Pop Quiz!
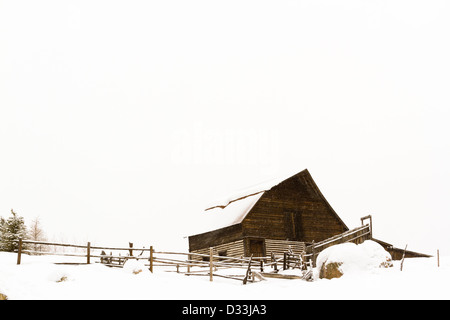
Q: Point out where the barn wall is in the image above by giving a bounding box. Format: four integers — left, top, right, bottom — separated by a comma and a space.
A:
242, 170, 348, 243
190, 239, 245, 261
190, 238, 306, 260
265, 239, 305, 257
188, 223, 243, 252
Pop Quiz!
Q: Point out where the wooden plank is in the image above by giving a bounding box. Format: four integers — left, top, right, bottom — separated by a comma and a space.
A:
243, 255, 253, 285
260, 272, 302, 280
400, 244, 408, 271
21, 239, 87, 249
209, 247, 213, 282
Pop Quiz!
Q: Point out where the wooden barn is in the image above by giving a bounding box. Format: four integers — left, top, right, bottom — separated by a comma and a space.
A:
188, 169, 431, 261
189, 169, 350, 260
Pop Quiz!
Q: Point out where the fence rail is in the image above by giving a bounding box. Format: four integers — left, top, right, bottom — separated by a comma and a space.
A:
304, 222, 372, 266
14, 239, 307, 284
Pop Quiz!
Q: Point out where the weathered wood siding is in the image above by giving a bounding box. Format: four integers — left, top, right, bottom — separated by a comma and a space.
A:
190, 238, 306, 260
190, 239, 245, 260
242, 170, 348, 243
188, 224, 243, 252
265, 239, 305, 257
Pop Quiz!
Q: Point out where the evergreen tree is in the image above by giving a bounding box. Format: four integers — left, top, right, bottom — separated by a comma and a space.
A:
0, 209, 28, 252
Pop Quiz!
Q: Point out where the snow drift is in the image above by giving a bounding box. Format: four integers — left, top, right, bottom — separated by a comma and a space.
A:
316, 240, 393, 279
1, 250, 449, 299
122, 259, 149, 275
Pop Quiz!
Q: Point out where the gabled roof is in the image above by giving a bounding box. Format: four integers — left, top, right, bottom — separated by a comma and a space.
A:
191, 169, 306, 235
203, 172, 295, 211
189, 168, 348, 237
187, 172, 295, 236
200, 191, 265, 233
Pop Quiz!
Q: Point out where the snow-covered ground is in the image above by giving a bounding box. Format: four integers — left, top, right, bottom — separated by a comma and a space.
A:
1, 249, 449, 300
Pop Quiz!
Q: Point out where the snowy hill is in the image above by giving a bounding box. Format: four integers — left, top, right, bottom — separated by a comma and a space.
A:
1, 249, 449, 300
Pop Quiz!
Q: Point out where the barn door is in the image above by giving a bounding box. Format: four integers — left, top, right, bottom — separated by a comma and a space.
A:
248, 239, 265, 258
284, 212, 302, 240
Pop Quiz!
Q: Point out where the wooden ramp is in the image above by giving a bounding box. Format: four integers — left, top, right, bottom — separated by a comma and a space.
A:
305, 223, 372, 266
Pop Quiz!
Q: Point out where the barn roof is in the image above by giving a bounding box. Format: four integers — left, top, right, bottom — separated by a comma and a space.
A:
199, 191, 265, 232
190, 169, 307, 235
203, 173, 293, 211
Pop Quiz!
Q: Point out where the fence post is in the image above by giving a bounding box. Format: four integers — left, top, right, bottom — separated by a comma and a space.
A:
149, 246, 153, 273
209, 247, 213, 282
271, 252, 276, 271
311, 240, 316, 268
87, 242, 91, 264
361, 215, 373, 238
437, 249, 440, 268
400, 244, 407, 271
129, 242, 133, 256
17, 238, 23, 265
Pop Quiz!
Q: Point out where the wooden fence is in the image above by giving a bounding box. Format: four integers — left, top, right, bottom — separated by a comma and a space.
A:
15, 239, 152, 265
14, 239, 309, 284
15, 217, 373, 283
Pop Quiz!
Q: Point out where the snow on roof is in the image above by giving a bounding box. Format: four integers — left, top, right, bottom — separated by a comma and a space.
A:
194, 191, 265, 234
203, 173, 292, 210
190, 169, 304, 236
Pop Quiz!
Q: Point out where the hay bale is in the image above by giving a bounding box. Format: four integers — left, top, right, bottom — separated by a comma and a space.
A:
0, 293, 7, 300
319, 261, 344, 280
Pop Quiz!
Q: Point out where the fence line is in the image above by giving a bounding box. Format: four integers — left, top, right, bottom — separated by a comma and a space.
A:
14, 238, 305, 284
15, 223, 370, 282
15, 239, 149, 265
15, 223, 372, 277
13, 215, 375, 283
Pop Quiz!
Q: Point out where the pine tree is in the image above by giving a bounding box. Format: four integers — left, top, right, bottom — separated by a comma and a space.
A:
0, 209, 28, 252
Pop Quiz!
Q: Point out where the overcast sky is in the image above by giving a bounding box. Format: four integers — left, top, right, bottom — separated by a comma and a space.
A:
1, 0, 449, 254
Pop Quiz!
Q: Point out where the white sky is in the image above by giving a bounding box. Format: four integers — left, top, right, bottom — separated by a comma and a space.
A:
1, 0, 449, 254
